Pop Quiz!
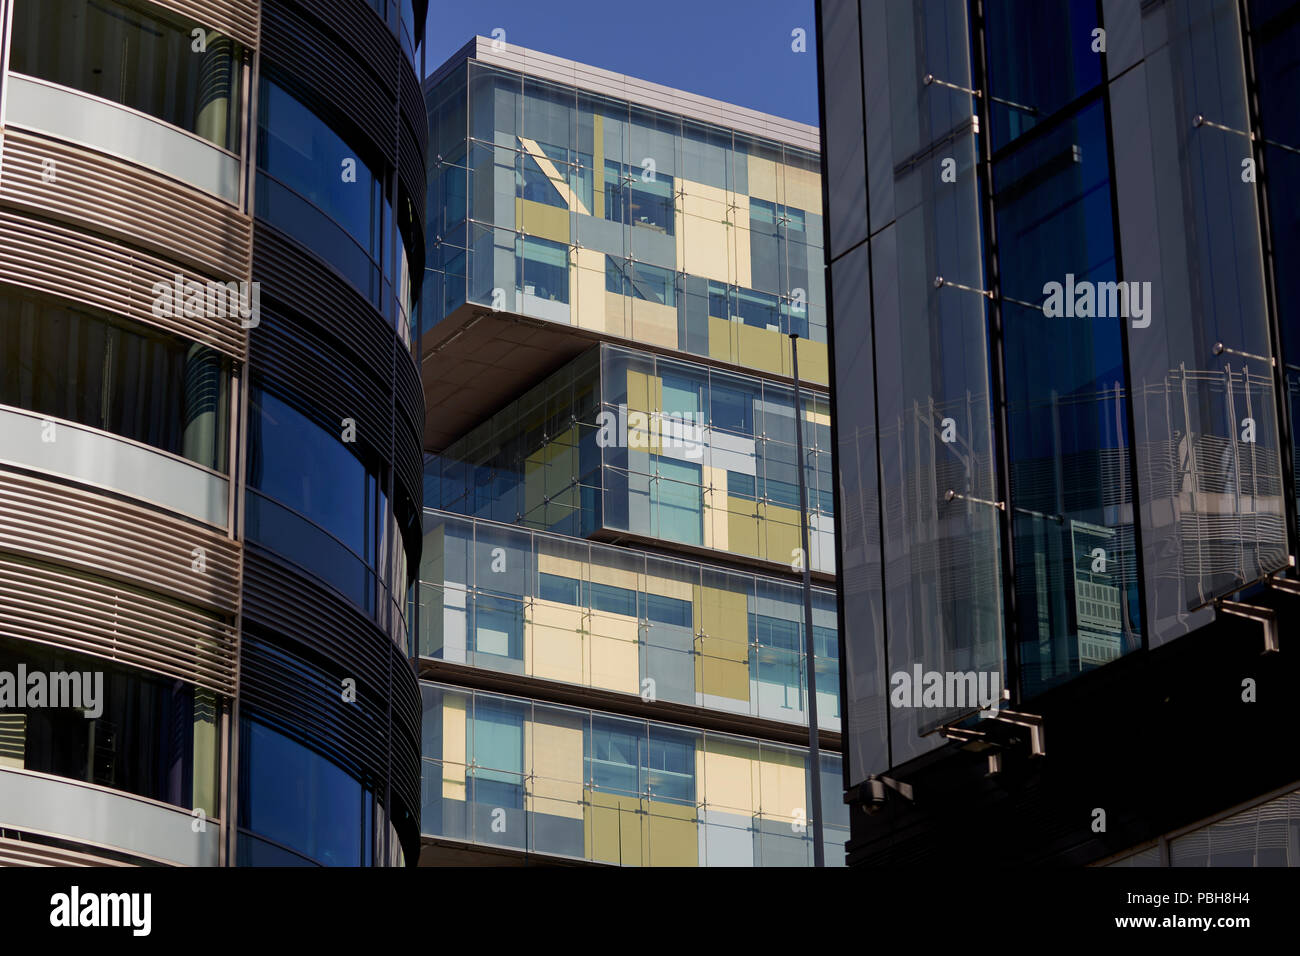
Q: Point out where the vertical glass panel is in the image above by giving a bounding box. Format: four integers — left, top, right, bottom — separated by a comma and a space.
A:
984, 0, 1102, 149
1114, 0, 1286, 645
468, 695, 528, 849
995, 100, 1141, 695
818, 0, 868, 257
864, 0, 1005, 770
1249, 2, 1300, 548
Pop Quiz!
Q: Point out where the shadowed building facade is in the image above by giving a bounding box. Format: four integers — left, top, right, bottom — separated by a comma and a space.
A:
817, 0, 1300, 866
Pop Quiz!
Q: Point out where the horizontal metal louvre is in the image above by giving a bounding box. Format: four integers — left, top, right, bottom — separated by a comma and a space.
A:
0, 836, 132, 867
397, 116, 426, 232
151, 0, 260, 48
399, 53, 428, 157
260, 0, 397, 167
252, 225, 393, 382
0, 470, 240, 615
251, 304, 389, 468
0, 209, 247, 360
0, 130, 252, 283
0, 553, 237, 696
240, 549, 422, 819
242, 549, 390, 692
240, 633, 387, 789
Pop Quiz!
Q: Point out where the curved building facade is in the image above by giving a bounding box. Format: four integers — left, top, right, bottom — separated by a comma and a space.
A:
0, 0, 427, 866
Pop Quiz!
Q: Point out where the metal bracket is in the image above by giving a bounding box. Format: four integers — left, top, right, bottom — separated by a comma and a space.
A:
865, 774, 915, 805
1219, 597, 1280, 654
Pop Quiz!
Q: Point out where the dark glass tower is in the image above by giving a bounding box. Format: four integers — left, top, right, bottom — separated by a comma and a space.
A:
817, 0, 1300, 865
0, 0, 427, 866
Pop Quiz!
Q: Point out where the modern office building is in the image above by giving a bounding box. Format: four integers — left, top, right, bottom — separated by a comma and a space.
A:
417, 38, 849, 865
818, 0, 1300, 864
0, 0, 426, 865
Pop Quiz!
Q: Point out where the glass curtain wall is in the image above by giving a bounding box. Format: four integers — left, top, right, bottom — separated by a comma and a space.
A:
423, 61, 829, 384
420, 682, 848, 865
416, 510, 840, 730
424, 345, 835, 573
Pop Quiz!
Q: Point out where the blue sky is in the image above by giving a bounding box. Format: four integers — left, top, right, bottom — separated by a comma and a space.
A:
421, 0, 820, 126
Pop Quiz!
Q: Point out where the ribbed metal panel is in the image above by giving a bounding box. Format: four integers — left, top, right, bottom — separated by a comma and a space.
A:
397, 115, 425, 232
0, 836, 133, 867
239, 632, 384, 780
0, 130, 252, 283
0, 553, 237, 696
392, 340, 424, 516
152, 0, 260, 49
260, 0, 397, 167
0, 471, 240, 616
0, 210, 248, 360
252, 225, 392, 382
240, 549, 421, 823
399, 53, 428, 157
396, 47, 427, 234
250, 303, 389, 470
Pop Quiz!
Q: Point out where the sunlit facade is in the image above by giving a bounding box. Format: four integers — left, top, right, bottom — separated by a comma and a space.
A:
418, 38, 845, 865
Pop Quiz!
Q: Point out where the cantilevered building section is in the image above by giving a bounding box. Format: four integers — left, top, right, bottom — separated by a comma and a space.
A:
417, 38, 846, 865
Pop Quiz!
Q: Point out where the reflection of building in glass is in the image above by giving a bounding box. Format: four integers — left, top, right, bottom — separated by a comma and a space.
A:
820, 0, 1300, 867
417, 39, 845, 865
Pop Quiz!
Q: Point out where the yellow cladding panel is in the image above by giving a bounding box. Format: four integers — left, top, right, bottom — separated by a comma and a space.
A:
736, 322, 785, 377
761, 501, 803, 566
701, 736, 760, 813
604, 290, 630, 338
695, 583, 749, 702
527, 714, 585, 820
626, 367, 663, 415
536, 550, 589, 583
747, 154, 780, 205
701, 465, 730, 553
588, 610, 640, 695
586, 791, 645, 865
757, 748, 807, 821
709, 315, 739, 366
442, 694, 467, 800
647, 800, 698, 867
748, 153, 822, 217
528, 600, 586, 685
630, 297, 678, 350
727, 495, 762, 559
796, 338, 829, 387
643, 566, 695, 603
677, 178, 752, 287
784, 163, 822, 216
574, 248, 608, 332
804, 394, 831, 426
588, 559, 638, 591
517, 197, 571, 245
